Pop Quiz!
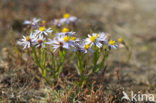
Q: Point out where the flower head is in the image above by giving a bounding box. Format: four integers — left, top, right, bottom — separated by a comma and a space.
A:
35, 26, 53, 36
26, 36, 31, 41
84, 44, 90, 50
24, 18, 40, 28
69, 36, 80, 46
79, 42, 94, 53
85, 33, 102, 48
33, 35, 46, 48
109, 40, 115, 45
39, 26, 46, 31
56, 28, 75, 37
62, 27, 69, 33
98, 32, 107, 42
64, 36, 70, 42
108, 40, 119, 49
17, 32, 36, 49
70, 36, 79, 42
63, 13, 70, 18
53, 14, 78, 26
118, 37, 123, 43
46, 36, 71, 52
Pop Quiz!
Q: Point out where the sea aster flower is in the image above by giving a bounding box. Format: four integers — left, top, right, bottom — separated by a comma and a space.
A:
46, 36, 71, 52
62, 27, 69, 33
98, 32, 107, 42
73, 41, 94, 53
70, 36, 80, 46
85, 33, 102, 48
107, 40, 119, 49
33, 35, 46, 48
79, 43, 94, 53
53, 13, 78, 27
56, 28, 76, 37
34, 26, 53, 36
63, 13, 78, 24
70, 36, 80, 42
17, 32, 36, 49
24, 18, 40, 28
62, 27, 76, 36
118, 37, 123, 43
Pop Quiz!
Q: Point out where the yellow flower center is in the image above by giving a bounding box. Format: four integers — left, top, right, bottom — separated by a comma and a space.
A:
118, 37, 123, 43
38, 39, 43, 44
109, 40, 115, 45
84, 44, 90, 50
70, 37, 76, 41
39, 26, 45, 31
90, 36, 96, 42
42, 20, 46, 24
64, 36, 70, 42
63, 13, 70, 18
26, 36, 31, 41
62, 28, 69, 33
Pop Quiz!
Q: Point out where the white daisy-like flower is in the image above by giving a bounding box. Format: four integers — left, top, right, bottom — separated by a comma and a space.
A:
70, 36, 80, 46
53, 13, 78, 27
68, 16, 77, 23
70, 36, 80, 42
46, 36, 71, 52
85, 33, 102, 48
24, 18, 40, 28
62, 35, 75, 48
17, 32, 36, 49
78, 42, 94, 53
62, 13, 78, 24
62, 27, 76, 36
56, 28, 76, 37
34, 26, 53, 36
98, 32, 107, 42
107, 40, 119, 49
33, 35, 46, 48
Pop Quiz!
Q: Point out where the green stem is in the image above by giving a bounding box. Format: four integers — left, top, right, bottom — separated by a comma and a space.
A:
32, 47, 47, 77
32, 47, 40, 66
41, 48, 47, 68
97, 50, 110, 72
92, 46, 99, 72
51, 52, 55, 68
54, 48, 66, 78
76, 51, 84, 75
41, 48, 47, 77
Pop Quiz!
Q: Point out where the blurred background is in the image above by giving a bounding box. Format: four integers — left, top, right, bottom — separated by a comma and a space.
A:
0, 0, 156, 102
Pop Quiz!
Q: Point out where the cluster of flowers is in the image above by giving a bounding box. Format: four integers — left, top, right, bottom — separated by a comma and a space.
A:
18, 13, 122, 53
17, 13, 126, 79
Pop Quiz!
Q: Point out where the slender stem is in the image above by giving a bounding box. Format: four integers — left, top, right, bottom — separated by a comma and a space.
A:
41, 48, 47, 77
51, 52, 55, 68
97, 50, 110, 72
76, 51, 84, 75
32, 47, 47, 77
54, 48, 66, 78
92, 46, 99, 72
32, 46, 40, 66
